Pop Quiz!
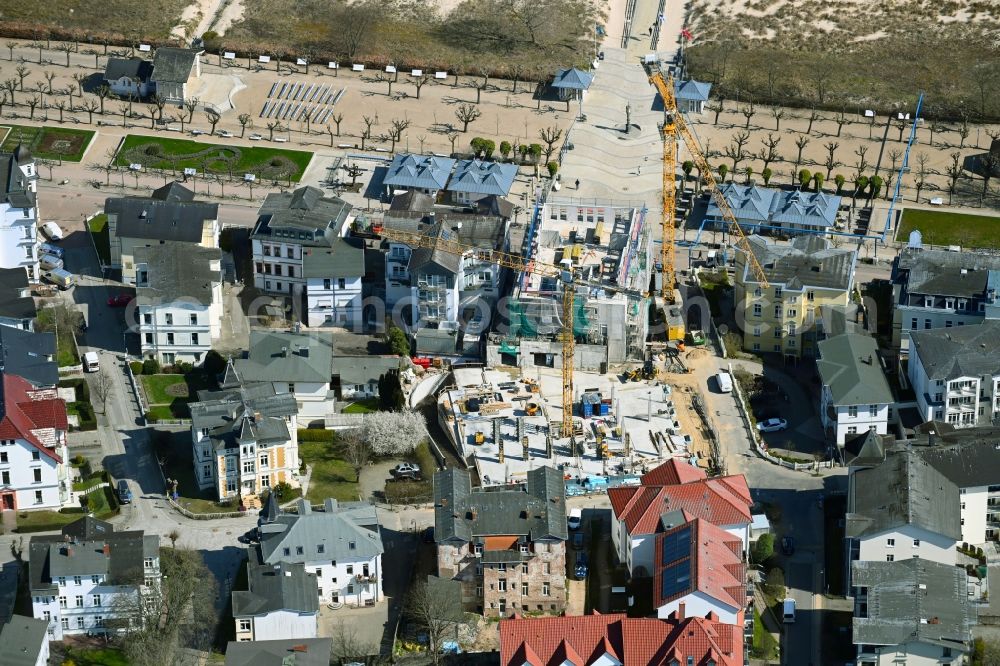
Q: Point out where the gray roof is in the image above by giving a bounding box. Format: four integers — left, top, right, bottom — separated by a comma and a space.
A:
846, 450, 961, 541
0, 615, 49, 666
235, 331, 334, 384
0, 327, 57, 387
739, 234, 856, 291
674, 79, 712, 102
869, 426, 1000, 489
301, 236, 366, 279
0, 149, 35, 210
816, 333, 893, 406
708, 184, 840, 229
382, 213, 507, 276
259, 498, 383, 566
105, 183, 217, 243
551, 67, 593, 91
389, 190, 436, 212
190, 382, 296, 453
0, 268, 35, 321
253, 187, 350, 244
29, 518, 158, 594
895, 247, 1000, 299
151, 47, 200, 83
104, 57, 153, 82
433, 466, 567, 543
224, 638, 332, 666
909, 320, 1000, 381
448, 160, 517, 197
851, 558, 972, 651
330, 355, 399, 387
383, 154, 455, 191
135, 242, 221, 305
414, 327, 461, 356
232, 550, 318, 618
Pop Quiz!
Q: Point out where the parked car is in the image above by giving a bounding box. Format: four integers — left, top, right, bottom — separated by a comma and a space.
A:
38, 242, 64, 259
248, 133, 263, 141
39, 221, 64, 241
191, 129, 206, 136
39, 254, 63, 271
107, 293, 133, 307
574, 552, 588, 579
217, 129, 233, 137
116, 479, 132, 504
390, 463, 422, 481
716, 371, 733, 393
757, 418, 788, 433
781, 536, 795, 556
42, 268, 74, 290
568, 507, 582, 531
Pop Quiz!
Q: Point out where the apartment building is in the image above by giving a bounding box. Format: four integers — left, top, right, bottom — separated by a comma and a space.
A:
817, 332, 894, 446
258, 497, 384, 607
382, 154, 455, 199
135, 242, 222, 365
0, 370, 70, 511
433, 466, 568, 618
706, 183, 841, 235
29, 517, 161, 641
0, 145, 39, 280
189, 381, 299, 500
104, 181, 219, 281
232, 551, 318, 642
735, 235, 857, 359
908, 320, 1000, 428
890, 246, 1000, 350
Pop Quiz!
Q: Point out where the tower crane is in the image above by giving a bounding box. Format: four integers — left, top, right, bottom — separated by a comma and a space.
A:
649, 70, 770, 288
373, 224, 645, 439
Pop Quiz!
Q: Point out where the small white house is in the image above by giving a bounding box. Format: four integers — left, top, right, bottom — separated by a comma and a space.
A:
102, 58, 153, 98
233, 556, 318, 642
817, 333, 894, 446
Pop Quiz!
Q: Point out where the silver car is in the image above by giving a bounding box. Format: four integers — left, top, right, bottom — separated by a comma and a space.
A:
39, 253, 63, 271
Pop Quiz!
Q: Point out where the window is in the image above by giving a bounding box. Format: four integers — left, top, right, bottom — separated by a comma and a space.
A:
296, 546, 304, 555
259, 454, 269, 468
869, 404, 878, 417
346, 565, 353, 574
924, 319, 931, 329
787, 309, 797, 318
774, 305, 782, 318
34, 490, 42, 504
847, 426, 857, 435
911, 317, 918, 329
885, 555, 894, 562
347, 584, 355, 594
946, 321, 953, 328
544, 563, 551, 575
91, 575, 100, 584
753, 287, 762, 297
145, 333, 153, 344
94, 616, 104, 628
33, 468, 42, 483
753, 327, 760, 337
75, 595, 83, 607
773, 345, 781, 352
349, 541, 356, 550
886, 538, 895, 548
753, 304, 762, 317
191, 333, 199, 346
165, 313, 173, 325
59, 596, 66, 608
239, 619, 251, 632
498, 579, 507, 592
774, 287, 782, 298
521, 563, 528, 573
263, 245, 272, 256
543, 582, 550, 596
0, 451, 5, 463
753, 343, 761, 351
32, 451, 40, 461
143, 313, 152, 325
189, 314, 198, 325
476, 585, 483, 597
43, 610, 50, 622
92, 595, 101, 606
323, 279, 331, 290
497, 563, 506, 572
287, 266, 295, 278
924, 296, 933, 307
61, 618, 68, 630
807, 290, 815, 301
774, 328, 781, 338
242, 461, 254, 474
286, 247, 294, 258
521, 582, 528, 596
317, 544, 325, 554
338, 278, 346, 289
848, 405, 858, 418
283, 547, 291, 556
166, 333, 175, 345
913, 539, 920, 547
945, 298, 954, 309
144, 557, 154, 568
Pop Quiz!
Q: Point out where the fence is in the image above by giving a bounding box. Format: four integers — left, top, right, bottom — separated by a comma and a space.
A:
165, 496, 246, 520
125, 360, 147, 424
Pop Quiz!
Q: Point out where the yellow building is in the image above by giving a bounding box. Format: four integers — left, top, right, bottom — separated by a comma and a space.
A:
735, 235, 857, 359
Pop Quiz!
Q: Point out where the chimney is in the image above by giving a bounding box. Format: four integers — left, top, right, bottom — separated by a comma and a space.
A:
103, 543, 110, 557
281, 346, 289, 357
297, 498, 311, 515
677, 602, 686, 619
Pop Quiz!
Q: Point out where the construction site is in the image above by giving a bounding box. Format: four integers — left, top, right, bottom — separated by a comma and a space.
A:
435, 363, 718, 494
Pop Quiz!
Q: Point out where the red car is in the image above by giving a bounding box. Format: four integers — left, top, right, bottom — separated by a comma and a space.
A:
107, 293, 133, 307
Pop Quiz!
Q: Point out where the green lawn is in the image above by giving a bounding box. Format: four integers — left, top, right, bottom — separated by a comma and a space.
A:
88, 213, 111, 267
299, 439, 360, 503
35, 307, 79, 367
141, 371, 217, 421
62, 647, 129, 666
0, 124, 95, 162
114, 135, 313, 182
343, 398, 380, 414
751, 608, 779, 659
158, 432, 230, 514
896, 208, 1000, 248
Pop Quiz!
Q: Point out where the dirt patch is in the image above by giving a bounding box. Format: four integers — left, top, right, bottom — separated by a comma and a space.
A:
164, 383, 190, 398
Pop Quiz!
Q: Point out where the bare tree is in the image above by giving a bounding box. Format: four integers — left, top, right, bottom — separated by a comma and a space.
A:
806, 108, 820, 135
0, 92, 7, 118
740, 100, 756, 129
375, 72, 395, 97
387, 118, 411, 153
204, 108, 221, 135
758, 133, 781, 171
146, 103, 159, 129
184, 97, 199, 124
725, 130, 751, 175
339, 428, 370, 481
823, 141, 841, 180
771, 107, 786, 131
928, 122, 946, 147
2, 79, 16, 106
979, 152, 999, 204
56, 44, 74, 67
26, 95, 39, 120
43, 70, 56, 94
53, 100, 66, 123
447, 130, 460, 154
28, 41, 43, 64
406, 577, 470, 666
344, 162, 364, 186
946, 151, 963, 204
834, 108, 849, 137
807, 62, 834, 105
15, 64, 29, 91
455, 103, 481, 132
237, 112, 252, 138
117, 102, 129, 127
95, 84, 109, 114
361, 114, 377, 150
706, 101, 723, 126
853, 145, 870, 179
329, 619, 379, 665
331, 112, 344, 136
266, 120, 281, 141
167, 530, 180, 548
72, 72, 87, 97
91, 367, 114, 413
538, 126, 563, 163
958, 117, 970, 148
470, 75, 488, 104
5, 42, 13, 62
412, 73, 430, 99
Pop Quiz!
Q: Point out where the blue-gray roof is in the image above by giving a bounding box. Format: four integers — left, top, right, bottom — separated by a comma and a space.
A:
707, 184, 841, 228
448, 160, 517, 196
708, 183, 775, 222
258, 499, 383, 566
383, 154, 455, 191
551, 67, 593, 90
674, 79, 712, 102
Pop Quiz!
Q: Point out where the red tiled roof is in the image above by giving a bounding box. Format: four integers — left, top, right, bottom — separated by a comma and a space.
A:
500, 612, 742, 666
0, 373, 65, 463
654, 518, 747, 611
641, 459, 706, 486
608, 474, 752, 536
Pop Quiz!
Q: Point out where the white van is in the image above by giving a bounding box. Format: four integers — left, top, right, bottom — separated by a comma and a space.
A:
40, 221, 64, 241
716, 371, 733, 393
782, 598, 796, 623
39, 254, 64, 271
43, 268, 74, 290
83, 352, 99, 373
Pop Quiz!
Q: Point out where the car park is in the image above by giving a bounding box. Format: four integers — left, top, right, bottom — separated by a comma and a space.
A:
107, 293, 133, 307
757, 418, 788, 433
116, 479, 132, 504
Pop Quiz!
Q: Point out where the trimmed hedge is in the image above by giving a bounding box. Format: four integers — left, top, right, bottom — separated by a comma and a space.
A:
297, 428, 335, 443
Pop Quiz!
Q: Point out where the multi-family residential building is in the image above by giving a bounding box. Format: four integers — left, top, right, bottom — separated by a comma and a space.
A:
0, 370, 69, 511
653, 516, 747, 625
232, 551, 319, 642
382, 154, 455, 199
486, 199, 652, 369
433, 466, 568, 618
0, 326, 57, 388
0, 615, 50, 665
0, 267, 36, 331
890, 246, 1000, 350
817, 332, 894, 446
845, 449, 959, 590
735, 235, 856, 359
329, 355, 400, 400
189, 381, 299, 500
500, 609, 744, 666
302, 236, 366, 328
135, 242, 222, 365
29, 517, 160, 640
608, 460, 752, 578
257, 497, 384, 606
0, 145, 39, 280
104, 181, 219, 280
224, 638, 332, 666
908, 320, 1000, 428
851, 558, 971, 666
705, 183, 842, 235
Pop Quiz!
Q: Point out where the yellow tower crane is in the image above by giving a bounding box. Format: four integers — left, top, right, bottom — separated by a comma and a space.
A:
374, 225, 644, 439
648, 71, 770, 288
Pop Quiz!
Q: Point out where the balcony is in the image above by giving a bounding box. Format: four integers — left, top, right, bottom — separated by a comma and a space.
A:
355, 573, 378, 584
949, 384, 977, 397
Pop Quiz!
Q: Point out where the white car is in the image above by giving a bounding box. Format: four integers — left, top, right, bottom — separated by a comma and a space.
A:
248, 133, 263, 141
715, 371, 733, 393
40, 221, 64, 241
567, 508, 582, 531
191, 129, 206, 136
757, 418, 788, 433
217, 129, 233, 138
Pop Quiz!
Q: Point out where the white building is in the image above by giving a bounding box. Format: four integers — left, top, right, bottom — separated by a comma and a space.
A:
102, 58, 153, 98
232, 554, 318, 642
908, 321, 1000, 428
817, 332, 894, 446
258, 497, 384, 607
0, 371, 70, 511
29, 517, 161, 641
303, 239, 365, 329
135, 243, 222, 365
0, 146, 39, 281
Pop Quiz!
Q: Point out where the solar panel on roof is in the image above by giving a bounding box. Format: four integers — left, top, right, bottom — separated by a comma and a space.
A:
661, 560, 691, 600
662, 525, 691, 565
